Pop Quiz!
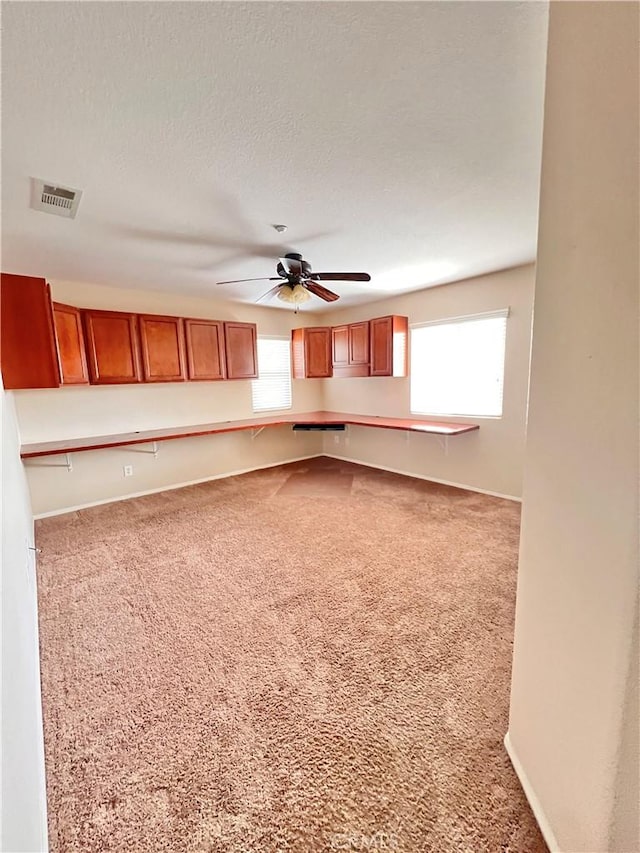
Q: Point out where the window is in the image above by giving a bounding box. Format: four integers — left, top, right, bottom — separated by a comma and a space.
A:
410, 310, 508, 418
251, 336, 292, 412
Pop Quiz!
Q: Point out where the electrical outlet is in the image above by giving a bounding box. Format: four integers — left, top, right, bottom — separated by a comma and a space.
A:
123, 465, 134, 477
333, 433, 340, 444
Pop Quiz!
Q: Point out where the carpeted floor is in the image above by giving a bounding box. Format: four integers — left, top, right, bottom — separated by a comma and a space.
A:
36, 456, 546, 853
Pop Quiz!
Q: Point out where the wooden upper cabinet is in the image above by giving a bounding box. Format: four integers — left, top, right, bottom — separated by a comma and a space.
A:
223, 322, 258, 379
331, 321, 370, 377
349, 321, 370, 365
82, 309, 142, 384
305, 328, 332, 378
370, 315, 408, 377
1, 273, 60, 389
292, 327, 332, 378
184, 319, 226, 381
331, 326, 350, 368
53, 302, 89, 385
138, 315, 187, 382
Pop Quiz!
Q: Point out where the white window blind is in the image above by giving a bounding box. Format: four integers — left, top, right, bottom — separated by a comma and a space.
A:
251, 337, 292, 412
410, 310, 509, 418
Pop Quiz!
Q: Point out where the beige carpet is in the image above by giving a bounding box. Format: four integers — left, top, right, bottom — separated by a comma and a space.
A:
36, 456, 546, 853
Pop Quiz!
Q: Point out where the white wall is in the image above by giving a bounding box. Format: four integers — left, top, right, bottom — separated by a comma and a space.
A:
507, 3, 639, 852
1, 384, 48, 852
609, 611, 639, 852
15, 281, 324, 515
321, 265, 534, 499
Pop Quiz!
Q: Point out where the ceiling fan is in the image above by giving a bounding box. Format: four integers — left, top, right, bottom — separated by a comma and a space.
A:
216, 253, 371, 306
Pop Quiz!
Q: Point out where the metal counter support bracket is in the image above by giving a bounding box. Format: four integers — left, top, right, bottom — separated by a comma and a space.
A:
24, 453, 73, 472
128, 442, 159, 458
437, 436, 450, 456
251, 427, 266, 439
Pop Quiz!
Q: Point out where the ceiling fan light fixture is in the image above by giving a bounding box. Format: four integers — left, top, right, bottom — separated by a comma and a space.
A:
220, 253, 366, 304
277, 283, 311, 304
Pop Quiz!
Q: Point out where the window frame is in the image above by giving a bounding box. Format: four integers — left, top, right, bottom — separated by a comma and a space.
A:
409, 309, 509, 420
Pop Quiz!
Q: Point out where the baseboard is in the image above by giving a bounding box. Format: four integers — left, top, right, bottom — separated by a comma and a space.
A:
32, 454, 322, 519
504, 732, 560, 852
322, 453, 522, 502
34, 452, 520, 518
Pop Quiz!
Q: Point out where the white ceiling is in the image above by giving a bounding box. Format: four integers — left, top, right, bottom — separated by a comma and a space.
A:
2, 1, 548, 312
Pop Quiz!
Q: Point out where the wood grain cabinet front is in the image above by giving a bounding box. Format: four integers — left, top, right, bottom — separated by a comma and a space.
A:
331, 325, 350, 368
370, 315, 408, 377
82, 309, 142, 384
0, 273, 60, 389
138, 314, 187, 382
349, 321, 370, 365
292, 327, 333, 378
53, 302, 89, 385
184, 319, 226, 380
223, 322, 258, 379
331, 321, 370, 377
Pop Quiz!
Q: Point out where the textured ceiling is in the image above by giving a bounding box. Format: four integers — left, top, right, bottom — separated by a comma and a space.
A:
1, 1, 548, 311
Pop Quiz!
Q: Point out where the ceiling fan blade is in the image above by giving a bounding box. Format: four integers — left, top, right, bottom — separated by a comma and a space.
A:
310, 272, 371, 282
256, 284, 282, 303
279, 256, 303, 276
216, 277, 282, 285
304, 281, 340, 302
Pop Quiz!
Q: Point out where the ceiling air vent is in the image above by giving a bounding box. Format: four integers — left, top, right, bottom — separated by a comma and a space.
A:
30, 178, 83, 219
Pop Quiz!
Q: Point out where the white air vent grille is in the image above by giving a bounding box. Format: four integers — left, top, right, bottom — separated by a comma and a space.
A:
30, 178, 82, 219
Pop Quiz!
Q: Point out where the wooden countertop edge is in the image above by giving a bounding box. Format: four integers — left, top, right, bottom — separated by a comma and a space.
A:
20, 412, 480, 458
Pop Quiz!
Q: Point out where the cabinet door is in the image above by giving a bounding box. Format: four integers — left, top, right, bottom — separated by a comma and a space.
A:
83, 310, 142, 384
138, 315, 186, 382
224, 322, 258, 379
292, 327, 333, 378
332, 326, 350, 367
349, 321, 370, 365
305, 327, 332, 378
53, 302, 89, 385
184, 319, 226, 380
370, 315, 408, 377
0, 274, 60, 389
370, 316, 393, 376
291, 328, 306, 378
